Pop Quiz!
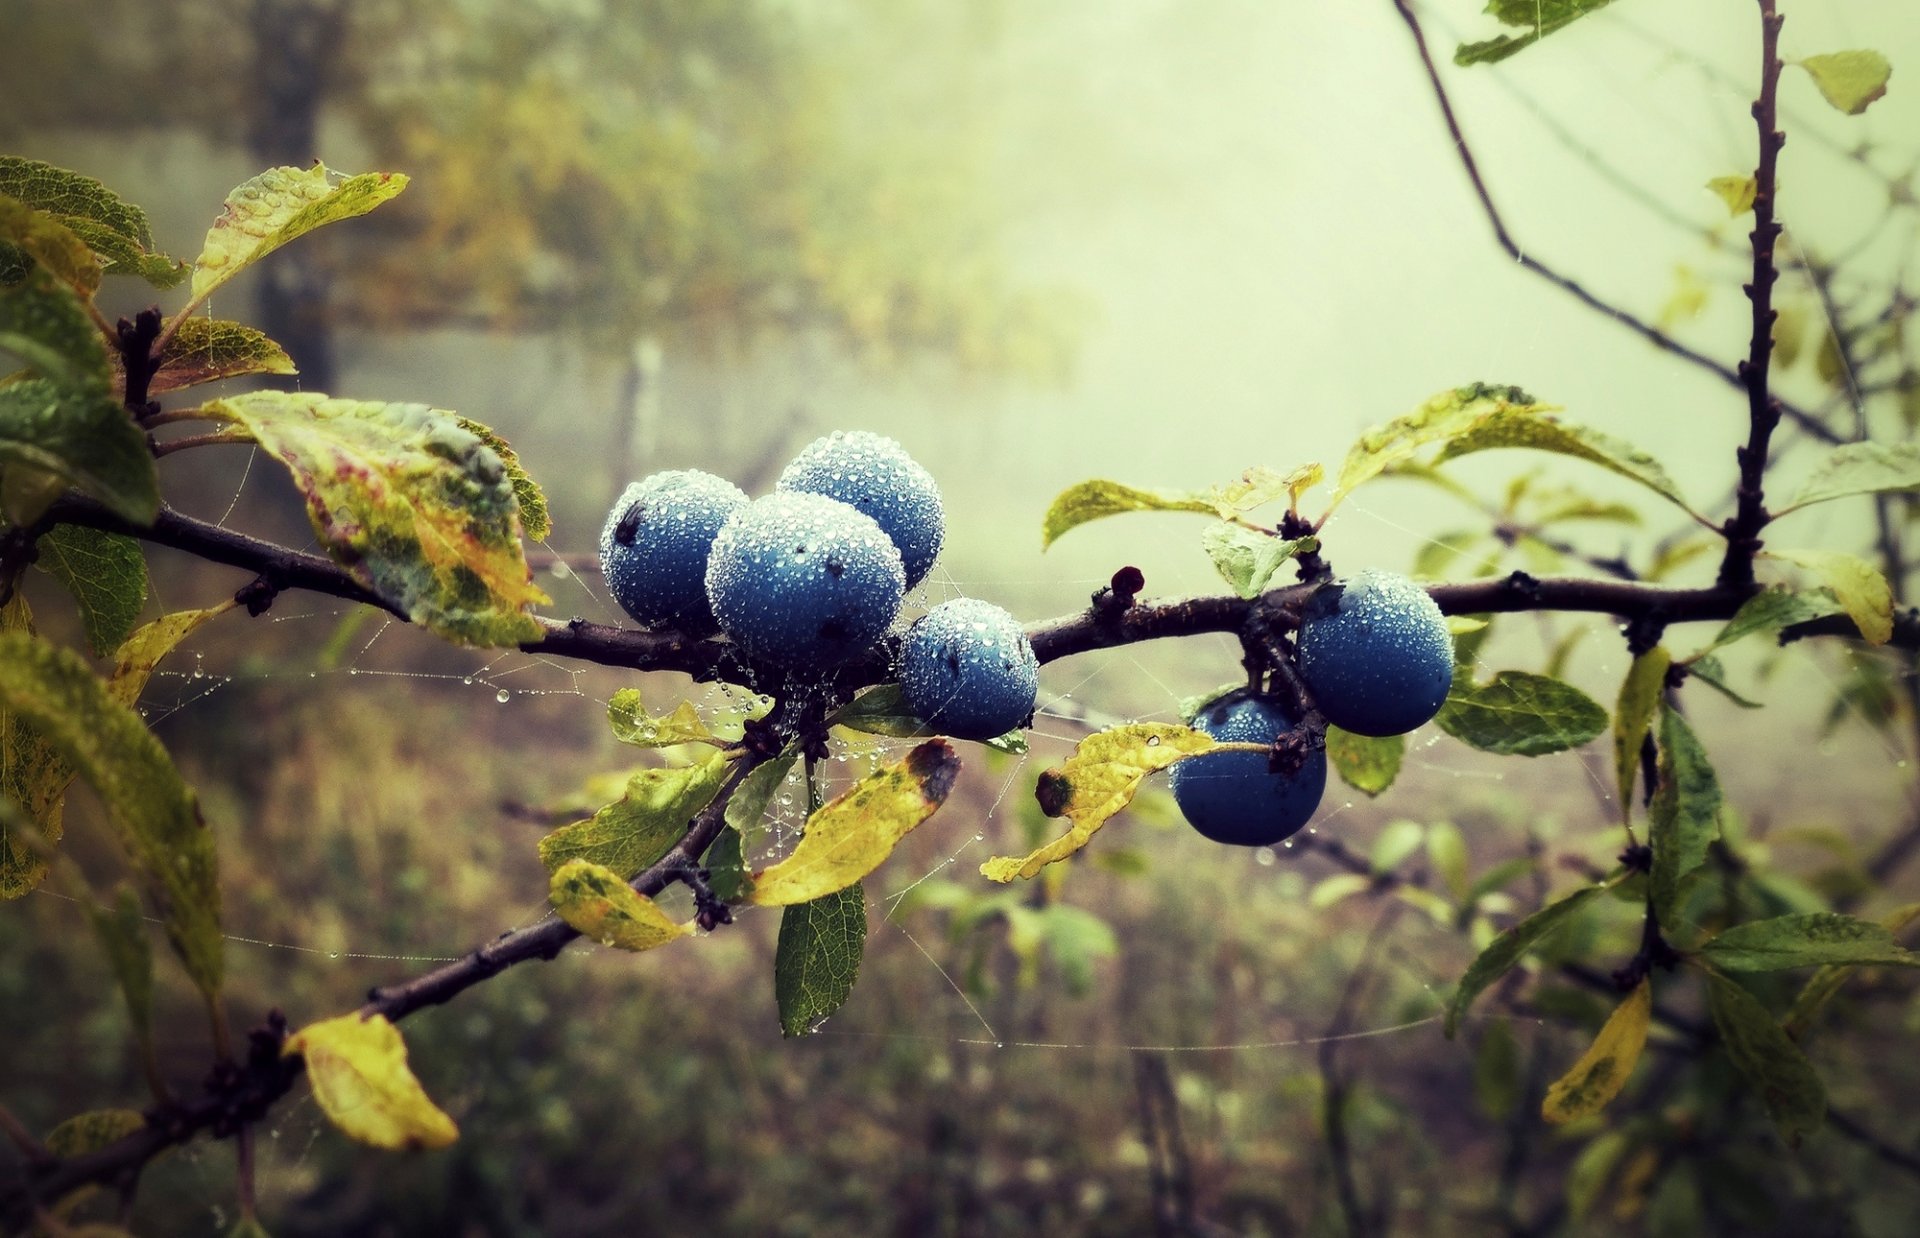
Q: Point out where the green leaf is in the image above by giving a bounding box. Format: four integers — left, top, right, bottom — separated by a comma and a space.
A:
1566, 1131, 1633, 1222
200, 392, 549, 646
1455, 0, 1619, 66
1427, 820, 1471, 901
1325, 726, 1403, 797
455, 416, 549, 542
828, 683, 1027, 753
1648, 705, 1721, 926
1785, 904, 1920, 1038
133, 317, 296, 394
750, 740, 960, 906
1432, 408, 1698, 519
1687, 654, 1763, 709
1371, 818, 1425, 875
981, 723, 1224, 882
1541, 978, 1650, 1124
1200, 523, 1315, 599
1612, 647, 1670, 822
0, 597, 63, 899
725, 748, 799, 837
1701, 912, 1920, 972
1779, 441, 1920, 514
0, 193, 103, 295
1039, 465, 1306, 549
44, 1109, 145, 1160
705, 825, 754, 904
33, 525, 147, 655
1706, 972, 1825, 1145
1707, 175, 1757, 216
537, 752, 732, 877
775, 882, 866, 1037
190, 165, 408, 303
1769, 548, 1893, 645
107, 604, 231, 708
284, 1013, 458, 1151
608, 690, 721, 748
1309, 872, 1374, 910
1435, 670, 1608, 756
0, 262, 109, 395
0, 379, 158, 525
1795, 50, 1892, 116
1446, 884, 1603, 1036
1333, 383, 1545, 506
1694, 586, 1842, 657
1473, 1020, 1522, 1119
86, 887, 154, 1064
0, 631, 220, 997
548, 859, 690, 951
0, 159, 185, 288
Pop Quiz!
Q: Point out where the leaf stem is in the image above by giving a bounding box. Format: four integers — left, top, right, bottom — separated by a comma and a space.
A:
0, 1101, 48, 1164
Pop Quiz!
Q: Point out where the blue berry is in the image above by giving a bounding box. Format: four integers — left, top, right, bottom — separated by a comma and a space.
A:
900, 598, 1038, 741
1169, 690, 1326, 847
704, 492, 905, 670
777, 430, 944, 589
1296, 569, 1453, 737
599, 470, 747, 633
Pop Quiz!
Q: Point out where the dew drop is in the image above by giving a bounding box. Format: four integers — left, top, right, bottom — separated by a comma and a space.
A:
1145, 735, 1161, 747
463, 676, 474, 686
327, 951, 340, 960
1255, 848, 1276, 866
496, 689, 511, 704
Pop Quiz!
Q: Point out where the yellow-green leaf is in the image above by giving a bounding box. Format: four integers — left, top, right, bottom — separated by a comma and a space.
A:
1201, 523, 1316, 599
1331, 383, 1547, 507
456, 416, 549, 542
548, 859, 690, 951
1707, 175, 1757, 216
1612, 647, 1670, 823
750, 740, 960, 906
132, 317, 296, 394
1795, 50, 1892, 116
0, 157, 185, 288
1542, 978, 1650, 1124
981, 723, 1221, 883
537, 752, 732, 877
284, 1013, 457, 1151
0, 596, 63, 899
1040, 466, 1301, 548
1769, 548, 1893, 644
1648, 704, 1721, 926
191, 165, 408, 303
1325, 726, 1403, 797
1432, 408, 1697, 518
0, 258, 108, 397
0, 631, 220, 996
44, 1108, 146, 1158
0, 192, 102, 296
108, 604, 233, 708
200, 392, 548, 646
828, 683, 1028, 754
1778, 442, 1920, 515
608, 690, 720, 748
34, 525, 147, 655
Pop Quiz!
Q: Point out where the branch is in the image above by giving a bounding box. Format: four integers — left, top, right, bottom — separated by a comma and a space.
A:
1386, 0, 1838, 448
1716, 0, 1789, 591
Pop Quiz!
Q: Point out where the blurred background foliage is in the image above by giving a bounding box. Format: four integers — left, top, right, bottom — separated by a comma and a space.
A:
6, 0, 1920, 1234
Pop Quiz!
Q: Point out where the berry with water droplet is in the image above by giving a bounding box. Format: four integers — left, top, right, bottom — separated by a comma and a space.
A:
899, 598, 1037, 740
777, 430, 944, 588
705, 491, 905, 670
600, 470, 748, 633
1296, 569, 1452, 737
1169, 689, 1325, 846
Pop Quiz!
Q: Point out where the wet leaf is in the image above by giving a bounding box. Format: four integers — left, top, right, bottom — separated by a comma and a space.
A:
1433, 408, 1697, 518
1701, 912, 1920, 972
548, 859, 690, 951
108, 604, 232, 708
1446, 884, 1604, 1036
34, 525, 146, 655
1779, 441, 1920, 514
191, 164, 407, 302
0, 379, 156, 526
1785, 904, 1920, 1038
725, 748, 799, 837
0, 631, 220, 996
1201, 523, 1315, 598
0, 158, 185, 287
1325, 726, 1403, 797
455, 416, 548, 542
0, 240, 107, 396
775, 882, 865, 1037
1649, 705, 1721, 926
0, 192, 102, 295
1040, 466, 1305, 547
537, 752, 731, 877
130, 317, 296, 393
1333, 383, 1546, 506
0, 597, 63, 898
1542, 978, 1650, 1124
1706, 972, 1824, 1145
1795, 50, 1892, 116
200, 392, 548, 646
1769, 548, 1892, 644
608, 690, 720, 748
981, 724, 1221, 882
705, 825, 754, 903
1435, 670, 1608, 756
829, 683, 1027, 753
285, 1013, 458, 1150
1694, 586, 1842, 656
1612, 647, 1670, 821
750, 740, 960, 905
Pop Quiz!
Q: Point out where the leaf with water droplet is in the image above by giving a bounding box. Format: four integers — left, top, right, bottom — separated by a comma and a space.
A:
284, 1013, 458, 1151
548, 859, 690, 952
1435, 670, 1607, 756
189, 164, 406, 303
537, 752, 732, 877
982, 724, 1221, 883
608, 690, 720, 748
1325, 726, 1402, 797
774, 882, 865, 1038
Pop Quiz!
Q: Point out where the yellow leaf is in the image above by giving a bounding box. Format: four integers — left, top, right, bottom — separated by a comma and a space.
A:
548, 859, 690, 951
1706, 175, 1757, 216
1796, 50, 1892, 117
108, 603, 234, 708
1612, 647, 1670, 824
981, 723, 1220, 883
1769, 549, 1894, 644
192, 164, 409, 302
750, 740, 960, 906
1542, 978, 1651, 1124
284, 1013, 458, 1151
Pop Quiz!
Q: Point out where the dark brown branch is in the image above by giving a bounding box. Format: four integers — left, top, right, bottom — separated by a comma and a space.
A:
1717, 0, 1789, 590
1386, 0, 1838, 448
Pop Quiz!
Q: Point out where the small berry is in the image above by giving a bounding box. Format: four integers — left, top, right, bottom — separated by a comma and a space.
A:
900, 598, 1038, 741
1296, 569, 1453, 737
599, 470, 747, 633
704, 492, 905, 670
1169, 690, 1326, 847
777, 430, 944, 589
